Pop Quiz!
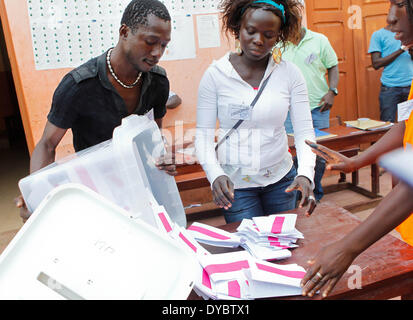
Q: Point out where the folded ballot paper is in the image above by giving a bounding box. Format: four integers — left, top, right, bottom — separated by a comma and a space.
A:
151, 207, 306, 300
187, 222, 243, 248
195, 251, 305, 300
235, 214, 303, 261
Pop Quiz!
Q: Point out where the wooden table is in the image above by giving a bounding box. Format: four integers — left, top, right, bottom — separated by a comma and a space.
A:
170, 124, 391, 213
190, 201, 413, 300
1, 202, 412, 300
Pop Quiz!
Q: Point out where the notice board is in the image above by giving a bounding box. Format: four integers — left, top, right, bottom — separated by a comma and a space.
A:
0, 0, 232, 158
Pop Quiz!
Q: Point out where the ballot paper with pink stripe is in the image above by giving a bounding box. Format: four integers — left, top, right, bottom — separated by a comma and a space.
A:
214, 276, 252, 300
241, 240, 292, 261
193, 266, 217, 300
236, 218, 302, 260
170, 227, 210, 257
252, 214, 297, 236
198, 251, 251, 283
187, 222, 243, 248
247, 260, 306, 298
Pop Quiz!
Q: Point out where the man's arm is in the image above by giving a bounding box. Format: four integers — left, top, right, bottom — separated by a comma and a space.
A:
319, 64, 339, 112
30, 121, 67, 173
166, 94, 182, 109
301, 181, 413, 297
306, 120, 406, 173
16, 121, 67, 222
370, 50, 405, 70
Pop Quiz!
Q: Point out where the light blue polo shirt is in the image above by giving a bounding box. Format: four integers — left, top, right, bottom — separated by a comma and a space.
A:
368, 28, 413, 87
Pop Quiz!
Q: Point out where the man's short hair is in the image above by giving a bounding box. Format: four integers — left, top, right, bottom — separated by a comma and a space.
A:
121, 0, 171, 32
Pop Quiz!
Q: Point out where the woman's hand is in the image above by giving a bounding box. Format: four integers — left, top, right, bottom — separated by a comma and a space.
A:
14, 195, 31, 223
212, 175, 234, 210
301, 240, 359, 298
156, 153, 178, 176
285, 175, 317, 216
305, 140, 357, 173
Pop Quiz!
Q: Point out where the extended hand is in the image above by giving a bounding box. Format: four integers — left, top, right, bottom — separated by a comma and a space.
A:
212, 175, 234, 210
319, 91, 335, 112
14, 195, 31, 223
301, 241, 358, 298
285, 175, 317, 216
305, 140, 357, 173
156, 153, 178, 176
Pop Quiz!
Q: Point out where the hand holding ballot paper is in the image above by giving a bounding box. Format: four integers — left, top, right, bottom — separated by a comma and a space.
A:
305, 140, 358, 173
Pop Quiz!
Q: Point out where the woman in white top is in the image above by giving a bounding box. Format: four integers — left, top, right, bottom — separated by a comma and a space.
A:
195, 0, 316, 223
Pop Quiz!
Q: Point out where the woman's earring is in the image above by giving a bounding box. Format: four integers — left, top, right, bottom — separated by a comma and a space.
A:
235, 39, 243, 56
272, 47, 282, 64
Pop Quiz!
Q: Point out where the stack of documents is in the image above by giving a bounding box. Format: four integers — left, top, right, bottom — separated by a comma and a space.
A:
236, 214, 303, 261
344, 118, 393, 131
150, 208, 306, 300
194, 251, 305, 300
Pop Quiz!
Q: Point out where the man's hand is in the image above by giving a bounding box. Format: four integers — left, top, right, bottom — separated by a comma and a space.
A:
212, 175, 234, 210
155, 153, 178, 176
14, 195, 31, 223
301, 240, 358, 298
285, 175, 317, 216
305, 140, 357, 173
319, 91, 335, 113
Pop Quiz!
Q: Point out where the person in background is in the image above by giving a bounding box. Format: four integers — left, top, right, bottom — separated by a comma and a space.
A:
300, 0, 413, 298
166, 91, 182, 109
282, 13, 339, 203
195, 0, 317, 224
15, 0, 177, 222
369, 24, 413, 123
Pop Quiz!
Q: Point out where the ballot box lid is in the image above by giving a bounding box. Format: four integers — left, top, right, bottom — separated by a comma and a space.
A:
0, 184, 197, 300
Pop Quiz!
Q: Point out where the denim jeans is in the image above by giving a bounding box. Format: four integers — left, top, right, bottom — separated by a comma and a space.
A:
379, 85, 411, 123
223, 166, 297, 224
284, 107, 329, 201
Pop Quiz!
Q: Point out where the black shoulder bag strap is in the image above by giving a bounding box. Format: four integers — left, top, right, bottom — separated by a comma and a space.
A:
215, 74, 272, 152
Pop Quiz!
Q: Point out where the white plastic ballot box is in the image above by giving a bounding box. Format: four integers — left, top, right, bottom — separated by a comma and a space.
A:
18, 115, 186, 228
0, 184, 198, 300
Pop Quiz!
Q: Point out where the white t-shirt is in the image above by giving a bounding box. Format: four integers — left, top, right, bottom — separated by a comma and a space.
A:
195, 52, 316, 189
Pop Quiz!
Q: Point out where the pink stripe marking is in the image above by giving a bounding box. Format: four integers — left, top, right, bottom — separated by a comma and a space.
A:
179, 232, 197, 253
227, 280, 241, 298
204, 260, 250, 275
256, 263, 305, 279
74, 166, 98, 193
271, 216, 285, 234
269, 242, 289, 249
188, 225, 231, 240
158, 212, 172, 232
268, 236, 279, 242
202, 268, 212, 289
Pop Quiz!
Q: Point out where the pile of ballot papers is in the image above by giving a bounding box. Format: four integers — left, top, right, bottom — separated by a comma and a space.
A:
236, 214, 304, 261
150, 204, 306, 300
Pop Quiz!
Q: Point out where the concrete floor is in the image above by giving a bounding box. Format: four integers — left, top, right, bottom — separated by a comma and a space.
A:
0, 139, 29, 234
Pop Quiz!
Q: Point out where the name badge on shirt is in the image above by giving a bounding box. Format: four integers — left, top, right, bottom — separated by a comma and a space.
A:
398, 100, 413, 122
229, 104, 252, 121
305, 53, 318, 65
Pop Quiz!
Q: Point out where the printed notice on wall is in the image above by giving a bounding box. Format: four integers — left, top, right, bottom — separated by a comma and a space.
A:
196, 14, 220, 48
27, 0, 220, 70
161, 14, 196, 61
